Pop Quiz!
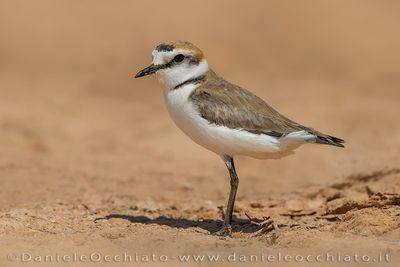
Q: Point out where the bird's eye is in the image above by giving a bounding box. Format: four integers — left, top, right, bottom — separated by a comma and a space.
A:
173, 54, 185, 63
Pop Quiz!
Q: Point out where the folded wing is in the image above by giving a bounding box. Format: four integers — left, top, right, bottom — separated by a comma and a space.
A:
190, 70, 344, 148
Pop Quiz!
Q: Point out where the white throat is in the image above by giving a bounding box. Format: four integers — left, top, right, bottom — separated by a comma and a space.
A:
155, 60, 209, 90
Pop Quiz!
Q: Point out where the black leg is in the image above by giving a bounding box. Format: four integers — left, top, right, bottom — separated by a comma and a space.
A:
215, 155, 239, 236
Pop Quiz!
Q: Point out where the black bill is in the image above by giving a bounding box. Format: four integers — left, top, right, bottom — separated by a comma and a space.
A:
134, 64, 160, 78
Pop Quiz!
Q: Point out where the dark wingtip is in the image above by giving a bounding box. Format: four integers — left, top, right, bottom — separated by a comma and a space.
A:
335, 142, 345, 148
315, 135, 345, 148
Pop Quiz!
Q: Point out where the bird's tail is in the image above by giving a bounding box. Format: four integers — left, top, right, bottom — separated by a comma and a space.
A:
314, 134, 345, 148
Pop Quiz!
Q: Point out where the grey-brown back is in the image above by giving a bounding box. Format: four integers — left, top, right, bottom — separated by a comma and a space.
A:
190, 70, 344, 147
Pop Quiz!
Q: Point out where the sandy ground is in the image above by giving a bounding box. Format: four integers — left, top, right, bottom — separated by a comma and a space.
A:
0, 1, 400, 266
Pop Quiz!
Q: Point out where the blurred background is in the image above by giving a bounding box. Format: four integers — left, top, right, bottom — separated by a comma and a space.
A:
0, 0, 399, 209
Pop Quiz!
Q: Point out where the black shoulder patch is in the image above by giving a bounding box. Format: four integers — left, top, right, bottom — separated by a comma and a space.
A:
156, 44, 174, 52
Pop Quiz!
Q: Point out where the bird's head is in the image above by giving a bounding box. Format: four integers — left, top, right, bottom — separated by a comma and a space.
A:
135, 41, 209, 89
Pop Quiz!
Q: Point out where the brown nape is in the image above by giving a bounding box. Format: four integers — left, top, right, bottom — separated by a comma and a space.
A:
190, 70, 345, 147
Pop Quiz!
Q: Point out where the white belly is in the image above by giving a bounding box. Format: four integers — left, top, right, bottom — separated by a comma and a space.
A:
164, 84, 310, 159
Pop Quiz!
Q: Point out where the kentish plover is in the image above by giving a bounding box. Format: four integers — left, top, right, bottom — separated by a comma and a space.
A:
135, 41, 344, 235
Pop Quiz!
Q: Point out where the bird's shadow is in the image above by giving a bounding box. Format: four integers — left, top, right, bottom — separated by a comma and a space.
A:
95, 214, 258, 234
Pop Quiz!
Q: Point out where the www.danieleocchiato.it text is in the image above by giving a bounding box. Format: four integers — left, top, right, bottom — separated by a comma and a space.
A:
6, 251, 390, 263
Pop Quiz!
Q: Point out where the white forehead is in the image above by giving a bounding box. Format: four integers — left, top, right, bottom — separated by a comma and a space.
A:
151, 50, 173, 65
151, 49, 194, 66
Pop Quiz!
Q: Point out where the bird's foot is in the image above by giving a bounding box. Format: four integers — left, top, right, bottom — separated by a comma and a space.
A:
214, 223, 232, 237
245, 213, 280, 240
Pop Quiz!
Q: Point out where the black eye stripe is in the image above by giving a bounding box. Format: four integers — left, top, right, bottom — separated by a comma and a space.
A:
161, 54, 197, 69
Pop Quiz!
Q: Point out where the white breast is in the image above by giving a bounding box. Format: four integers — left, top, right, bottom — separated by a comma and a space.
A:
164, 84, 312, 159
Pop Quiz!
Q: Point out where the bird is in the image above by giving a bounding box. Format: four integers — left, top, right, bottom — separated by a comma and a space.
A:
134, 41, 344, 235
